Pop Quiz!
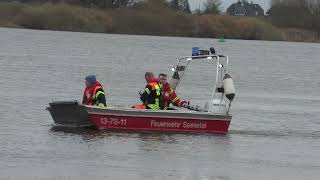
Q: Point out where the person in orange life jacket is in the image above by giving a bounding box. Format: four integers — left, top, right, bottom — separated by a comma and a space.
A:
158, 73, 188, 109
139, 72, 162, 110
82, 75, 107, 107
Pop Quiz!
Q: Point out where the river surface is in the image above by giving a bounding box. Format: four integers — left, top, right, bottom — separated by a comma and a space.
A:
0, 28, 319, 180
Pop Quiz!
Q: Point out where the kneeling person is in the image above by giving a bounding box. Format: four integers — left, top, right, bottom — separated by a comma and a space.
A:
159, 73, 188, 109
140, 72, 162, 110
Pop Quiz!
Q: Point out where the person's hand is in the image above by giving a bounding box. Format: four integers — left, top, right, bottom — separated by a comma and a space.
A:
163, 92, 170, 101
180, 101, 189, 108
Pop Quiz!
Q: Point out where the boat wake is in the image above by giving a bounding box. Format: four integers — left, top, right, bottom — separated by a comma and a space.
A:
230, 129, 320, 138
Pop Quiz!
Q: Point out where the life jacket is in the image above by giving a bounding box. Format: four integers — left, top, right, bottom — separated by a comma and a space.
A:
144, 81, 162, 110
132, 105, 147, 109
83, 82, 105, 106
83, 87, 94, 105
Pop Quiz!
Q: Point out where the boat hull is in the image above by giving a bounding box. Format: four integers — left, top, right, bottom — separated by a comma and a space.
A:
90, 114, 230, 134
87, 107, 231, 134
47, 101, 231, 134
47, 101, 93, 127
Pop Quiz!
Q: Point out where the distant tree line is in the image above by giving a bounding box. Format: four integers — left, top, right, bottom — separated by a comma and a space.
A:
202, 0, 221, 14
11, 0, 139, 8
9, 0, 192, 12
5, 0, 223, 14
270, 0, 320, 32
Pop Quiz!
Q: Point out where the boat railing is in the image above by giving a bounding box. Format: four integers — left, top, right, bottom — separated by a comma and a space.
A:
178, 54, 229, 72
171, 54, 230, 114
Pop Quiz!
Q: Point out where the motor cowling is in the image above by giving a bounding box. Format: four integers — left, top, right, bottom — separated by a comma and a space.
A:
223, 73, 235, 101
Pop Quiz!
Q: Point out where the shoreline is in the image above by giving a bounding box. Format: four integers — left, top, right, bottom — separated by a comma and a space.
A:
0, 2, 319, 43
1, 26, 320, 45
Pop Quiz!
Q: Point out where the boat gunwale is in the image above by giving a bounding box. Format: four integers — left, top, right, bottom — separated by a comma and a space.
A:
85, 106, 232, 121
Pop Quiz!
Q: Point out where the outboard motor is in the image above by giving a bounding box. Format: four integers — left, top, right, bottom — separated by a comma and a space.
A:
204, 99, 227, 113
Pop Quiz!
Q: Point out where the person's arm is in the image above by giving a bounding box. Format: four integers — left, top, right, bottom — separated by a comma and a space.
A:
162, 91, 171, 101
82, 93, 86, 104
95, 89, 106, 107
170, 89, 188, 108
82, 88, 88, 104
171, 90, 181, 107
140, 85, 152, 104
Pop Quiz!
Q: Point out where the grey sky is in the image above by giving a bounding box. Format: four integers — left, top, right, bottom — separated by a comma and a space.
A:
189, 0, 271, 12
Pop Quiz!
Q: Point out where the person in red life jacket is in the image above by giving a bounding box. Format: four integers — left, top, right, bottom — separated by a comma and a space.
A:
158, 73, 188, 109
82, 75, 107, 107
138, 72, 162, 110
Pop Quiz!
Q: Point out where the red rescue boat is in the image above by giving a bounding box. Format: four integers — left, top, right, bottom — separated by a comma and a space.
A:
47, 102, 231, 134
47, 50, 236, 134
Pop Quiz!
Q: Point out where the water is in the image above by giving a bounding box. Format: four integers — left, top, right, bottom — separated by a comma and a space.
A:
0, 27, 319, 180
